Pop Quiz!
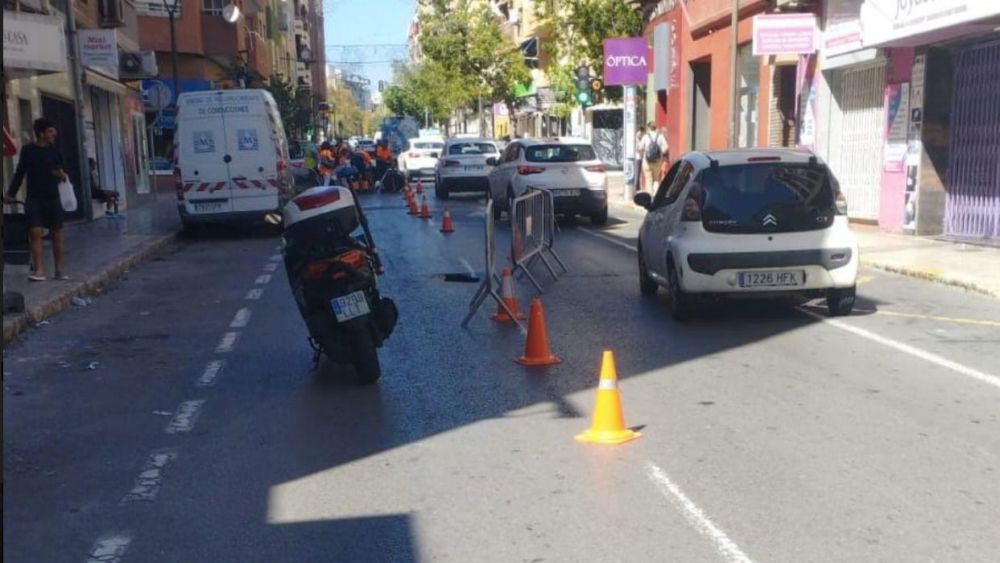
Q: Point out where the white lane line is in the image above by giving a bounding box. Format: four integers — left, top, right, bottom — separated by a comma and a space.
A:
245, 288, 264, 300
230, 307, 252, 328
578, 227, 638, 252
269, 253, 282, 262
85, 532, 133, 563
196, 360, 224, 387
216, 331, 239, 353
263, 262, 279, 272
798, 308, 1000, 391
164, 399, 206, 434
255, 274, 272, 285
120, 449, 177, 504
646, 462, 754, 563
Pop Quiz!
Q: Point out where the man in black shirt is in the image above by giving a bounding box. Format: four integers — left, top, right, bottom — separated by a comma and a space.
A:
5, 118, 69, 281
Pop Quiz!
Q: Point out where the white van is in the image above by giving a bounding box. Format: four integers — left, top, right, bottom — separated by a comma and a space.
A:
174, 89, 293, 225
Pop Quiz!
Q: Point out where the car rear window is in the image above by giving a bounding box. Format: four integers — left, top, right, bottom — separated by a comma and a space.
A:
697, 162, 837, 234
525, 144, 596, 163
448, 142, 498, 155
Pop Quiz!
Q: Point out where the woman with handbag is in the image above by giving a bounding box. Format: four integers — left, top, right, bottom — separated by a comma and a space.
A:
4, 118, 70, 281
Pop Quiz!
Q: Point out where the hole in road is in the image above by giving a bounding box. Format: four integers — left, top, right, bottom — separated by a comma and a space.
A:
441, 273, 480, 283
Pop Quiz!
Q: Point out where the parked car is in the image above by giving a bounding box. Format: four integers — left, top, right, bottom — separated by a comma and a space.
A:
433, 138, 499, 199
633, 148, 859, 321
487, 137, 608, 225
357, 138, 376, 156
398, 137, 444, 182
174, 89, 293, 227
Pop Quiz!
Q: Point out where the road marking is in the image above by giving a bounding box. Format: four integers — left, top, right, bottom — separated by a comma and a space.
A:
196, 360, 224, 387
269, 253, 282, 262
875, 309, 1000, 328
578, 227, 638, 252
120, 449, 177, 504
798, 308, 1000, 391
165, 399, 206, 434
85, 532, 132, 563
216, 331, 239, 353
230, 307, 252, 328
245, 288, 264, 300
263, 262, 279, 272
646, 462, 754, 563
255, 274, 272, 285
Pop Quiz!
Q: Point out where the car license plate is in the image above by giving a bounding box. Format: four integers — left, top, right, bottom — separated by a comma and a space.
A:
192, 201, 227, 213
331, 290, 371, 322
463, 165, 482, 172
552, 189, 580, 197
738, 270, 804, 288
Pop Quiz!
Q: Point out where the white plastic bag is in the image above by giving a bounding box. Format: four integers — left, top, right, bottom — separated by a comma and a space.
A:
58, 179, 77, 212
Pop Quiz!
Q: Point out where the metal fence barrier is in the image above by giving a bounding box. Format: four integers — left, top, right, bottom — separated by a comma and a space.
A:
462, 199, 524, 329
511, 188, 567, 293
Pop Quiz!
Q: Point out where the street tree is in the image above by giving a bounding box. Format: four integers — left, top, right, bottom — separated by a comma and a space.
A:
266, 74, 311, 137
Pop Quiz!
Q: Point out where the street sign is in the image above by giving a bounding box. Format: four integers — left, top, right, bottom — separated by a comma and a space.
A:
144, 81, 172, 111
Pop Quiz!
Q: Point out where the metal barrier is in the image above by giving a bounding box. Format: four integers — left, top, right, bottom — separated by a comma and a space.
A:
462, 199, 523, 329
511, 188, 567, 293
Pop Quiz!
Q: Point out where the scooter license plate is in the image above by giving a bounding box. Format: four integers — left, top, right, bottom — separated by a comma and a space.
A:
331, 291, 371, 322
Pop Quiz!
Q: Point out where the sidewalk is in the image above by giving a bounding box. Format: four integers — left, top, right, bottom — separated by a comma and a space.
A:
3, 195, 181, 344
606, 199, 1000, 299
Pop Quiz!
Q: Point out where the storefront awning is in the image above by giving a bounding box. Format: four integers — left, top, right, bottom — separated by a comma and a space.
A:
2, 11, 67, 73
84, 68, 129, 96
860, 0, 1000, 48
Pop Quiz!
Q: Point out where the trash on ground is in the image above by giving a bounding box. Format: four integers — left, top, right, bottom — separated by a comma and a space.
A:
152, 410, 173, 416
86, 361, 100, 370
71, 297, 92, 307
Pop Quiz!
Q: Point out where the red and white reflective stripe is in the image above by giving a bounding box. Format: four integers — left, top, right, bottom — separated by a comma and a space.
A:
233, 179, 248, 189
267, 178, 280, 187
182, 183, 195, 192
251, 179, 265, 189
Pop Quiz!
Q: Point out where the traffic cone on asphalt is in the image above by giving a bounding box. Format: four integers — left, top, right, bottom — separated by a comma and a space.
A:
416, 178, 423, 194
516, 299, 559, 366
511, 225, 523, 262
440, 206, 455, 233
408, 196, 420, 215
419, 195, 431, 219
491, 268, 525, 322
575, 351, 640, 445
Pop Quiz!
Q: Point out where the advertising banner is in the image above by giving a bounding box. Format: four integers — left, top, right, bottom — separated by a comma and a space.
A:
752, 14, 818, 56
603, 37, 648, 86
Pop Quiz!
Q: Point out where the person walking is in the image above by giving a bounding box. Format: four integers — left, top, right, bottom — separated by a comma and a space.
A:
4, 118, 69, 281
639, 122, 667, 193
633, 126, 645, 192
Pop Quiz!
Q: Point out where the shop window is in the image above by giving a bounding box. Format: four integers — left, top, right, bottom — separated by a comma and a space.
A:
202, 0, 225, 15
736, 44, 759, 148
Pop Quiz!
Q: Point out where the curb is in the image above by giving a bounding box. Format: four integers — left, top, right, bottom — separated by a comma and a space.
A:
2, 231, 179, 345
859, 258, 999, 300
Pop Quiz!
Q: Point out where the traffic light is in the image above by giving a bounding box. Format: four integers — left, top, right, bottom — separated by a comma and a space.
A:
574, 65, 592, 107
378, 80, 385, 92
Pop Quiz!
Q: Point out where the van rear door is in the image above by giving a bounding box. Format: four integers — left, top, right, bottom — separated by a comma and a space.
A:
223, 93, 281, 213
178, 91, 234, 215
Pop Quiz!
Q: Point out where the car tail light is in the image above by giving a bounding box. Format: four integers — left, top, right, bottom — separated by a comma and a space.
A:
410, 151, 419, 158
835, 191, 848, 215
517, 165, 545, 175
293, 188, 341, 211
682, 197, 702, 222
444, 159, 461, 167
304, 261, 329, 280
336, 249, 366, 269
584, 164, 606, 173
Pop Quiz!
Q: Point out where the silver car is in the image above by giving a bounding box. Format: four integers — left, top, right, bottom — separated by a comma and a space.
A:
433, 138, 500, 199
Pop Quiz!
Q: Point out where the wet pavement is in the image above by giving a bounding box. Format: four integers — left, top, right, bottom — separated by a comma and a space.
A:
3, 191, 999, 562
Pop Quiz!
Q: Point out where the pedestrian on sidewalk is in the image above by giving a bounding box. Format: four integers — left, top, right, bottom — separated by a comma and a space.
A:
639, 122, 667, 193
634, 126, 645, 192
4, 118, 69, 282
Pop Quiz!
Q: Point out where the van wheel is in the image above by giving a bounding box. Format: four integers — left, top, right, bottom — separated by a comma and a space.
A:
667, 262, 692, 321
638, 246, 658, 296
827, 286, 856, 317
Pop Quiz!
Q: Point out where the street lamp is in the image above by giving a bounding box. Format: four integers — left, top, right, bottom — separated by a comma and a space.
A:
162, 0, 181, 102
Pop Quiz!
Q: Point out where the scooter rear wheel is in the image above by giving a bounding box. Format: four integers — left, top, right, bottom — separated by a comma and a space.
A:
350, 330, 382, 385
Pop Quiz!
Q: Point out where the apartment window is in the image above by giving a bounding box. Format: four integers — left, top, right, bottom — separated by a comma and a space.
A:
202, 0, 225, 15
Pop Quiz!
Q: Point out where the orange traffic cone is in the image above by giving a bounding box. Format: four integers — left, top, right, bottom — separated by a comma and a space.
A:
511, 225, 523, 262
419, 195, 431, 219
440, 206, 455, 233
517, 299, 559, 366
575, 351, 640, 445
491, 268, 525, 322
416, 179, 423, 194
408, 196, 420, 215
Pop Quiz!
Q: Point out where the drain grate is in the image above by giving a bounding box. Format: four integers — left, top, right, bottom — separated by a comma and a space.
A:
441, 273, 480, 283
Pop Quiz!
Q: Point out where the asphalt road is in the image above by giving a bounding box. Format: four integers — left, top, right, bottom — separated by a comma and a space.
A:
4, 191, 999, 563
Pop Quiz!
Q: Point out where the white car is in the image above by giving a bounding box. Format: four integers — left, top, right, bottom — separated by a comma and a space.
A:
433, 138, 499, 199
398, 137, 445, 182
633, 148, 859, 321
487, 137, 608, 225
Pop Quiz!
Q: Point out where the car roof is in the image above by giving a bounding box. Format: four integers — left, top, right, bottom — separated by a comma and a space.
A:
410, 137, 444, 143
684, 148, 820, 168
516, 137, 593, 147
445, 138, 496, 145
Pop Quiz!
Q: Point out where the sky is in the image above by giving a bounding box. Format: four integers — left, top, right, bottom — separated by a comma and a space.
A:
323, 0, 416, 87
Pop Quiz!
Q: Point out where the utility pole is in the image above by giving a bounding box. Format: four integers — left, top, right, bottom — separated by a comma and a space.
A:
163, 0, 181, 99
66, 0, 94, 219
728, 0, 740, 148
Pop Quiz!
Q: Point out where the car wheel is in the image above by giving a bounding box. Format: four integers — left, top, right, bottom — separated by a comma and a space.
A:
826, 285, 856, 317
667, 261, 692, 321
590, 206, 609, 226
435, 180, 449, 200
638, 245, 658, 296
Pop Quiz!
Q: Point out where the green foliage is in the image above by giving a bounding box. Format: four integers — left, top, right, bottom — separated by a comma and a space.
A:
265, 74, 311, 136
383, 60, 464, 125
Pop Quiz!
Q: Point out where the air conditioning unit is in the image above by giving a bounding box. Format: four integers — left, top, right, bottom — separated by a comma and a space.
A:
120, 50, 159, 79
99, 0, 126, 28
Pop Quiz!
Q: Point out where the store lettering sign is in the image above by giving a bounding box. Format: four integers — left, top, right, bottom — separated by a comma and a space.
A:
79, 29, 119, 78
860, 0, 1000, 46
603, 37, 648, 86
2, 12, 67, 72
752, 14, 817, 56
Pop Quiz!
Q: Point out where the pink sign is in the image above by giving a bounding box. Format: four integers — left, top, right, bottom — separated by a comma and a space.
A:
752, 14, 817, 57
603, 37, 648, 86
